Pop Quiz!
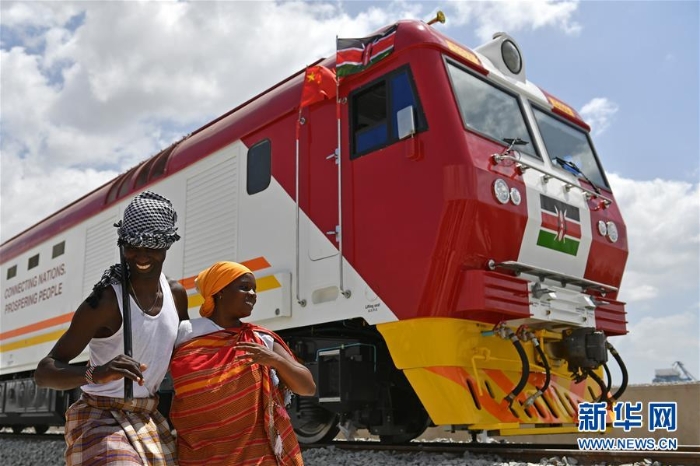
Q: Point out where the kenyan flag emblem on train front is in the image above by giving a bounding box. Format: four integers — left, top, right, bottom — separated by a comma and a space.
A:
537, 195, 581, 256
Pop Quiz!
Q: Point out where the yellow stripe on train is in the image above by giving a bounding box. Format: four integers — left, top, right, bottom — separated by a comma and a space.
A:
0, 329, 67, 353
0, 264, 282, 353
1, 273, 281, 351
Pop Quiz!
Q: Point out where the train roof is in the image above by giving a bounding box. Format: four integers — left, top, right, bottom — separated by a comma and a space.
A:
0, 19, 586, 263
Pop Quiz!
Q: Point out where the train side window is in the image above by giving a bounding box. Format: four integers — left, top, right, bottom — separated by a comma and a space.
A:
350, 66, 426, 159
28, 254, 39, 270
6, 265, 17, 280
247, 139, 271, 195
353, 82, 388, 155
52, 241, 65, 258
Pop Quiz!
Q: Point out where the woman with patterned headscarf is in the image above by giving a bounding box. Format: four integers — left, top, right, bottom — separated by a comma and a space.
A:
170, 261, 315, 465
35, 191, 189, 465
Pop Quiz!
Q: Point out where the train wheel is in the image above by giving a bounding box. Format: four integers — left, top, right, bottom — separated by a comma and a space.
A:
378, 409, 430, 444
376, 377, 432, 444
33, 425, 49, 434
11, 425, 24, 434
291, 402, 340, 444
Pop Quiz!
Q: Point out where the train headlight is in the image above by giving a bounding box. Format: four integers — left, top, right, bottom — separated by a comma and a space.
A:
606, 221, 619, 243
493, 179, 510, 204
509, 187, 522, 205
597, 220, 607, 236
501, 39, 522, 74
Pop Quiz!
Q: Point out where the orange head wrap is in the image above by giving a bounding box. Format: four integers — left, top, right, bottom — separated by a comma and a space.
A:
196, 261, 252, 317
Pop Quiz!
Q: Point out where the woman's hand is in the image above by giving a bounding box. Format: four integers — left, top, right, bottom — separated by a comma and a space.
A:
237, 340, 316, 396
92, 354, 147, 386
235, 342, 281, 367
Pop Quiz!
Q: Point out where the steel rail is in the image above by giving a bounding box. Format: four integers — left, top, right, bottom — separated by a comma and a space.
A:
304, 440, 700, 466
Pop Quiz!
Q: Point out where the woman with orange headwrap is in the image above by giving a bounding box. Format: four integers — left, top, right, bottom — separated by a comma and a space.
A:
169, 261, 315, 465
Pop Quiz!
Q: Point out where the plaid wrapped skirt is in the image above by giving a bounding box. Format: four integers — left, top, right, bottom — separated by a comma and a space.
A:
64, 393, 177, 465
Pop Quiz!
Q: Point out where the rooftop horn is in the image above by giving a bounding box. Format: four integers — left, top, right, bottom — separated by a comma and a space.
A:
427, 11, 446, 26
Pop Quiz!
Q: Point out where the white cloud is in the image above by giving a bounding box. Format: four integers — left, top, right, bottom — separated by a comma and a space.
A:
606, 173, 700, 383
0, 1, 82, 30
447, 0, 582, 41
1, 46, 56, 139
1, 153, 118, 242
609, 174, 700, 304
580, 97, 619, 136
613, 312, 700, 385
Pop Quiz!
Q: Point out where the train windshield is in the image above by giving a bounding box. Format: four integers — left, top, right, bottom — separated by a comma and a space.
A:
532, 107, 609, 189
446, 61, 536, 157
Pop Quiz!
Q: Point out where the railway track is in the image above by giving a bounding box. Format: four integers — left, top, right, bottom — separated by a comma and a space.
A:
3, 431, 698, 465
0, 431, 64, 441
305, 440, 700, 465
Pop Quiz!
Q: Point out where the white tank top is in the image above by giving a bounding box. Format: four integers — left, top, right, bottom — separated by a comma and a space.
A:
82, 273, 179, 398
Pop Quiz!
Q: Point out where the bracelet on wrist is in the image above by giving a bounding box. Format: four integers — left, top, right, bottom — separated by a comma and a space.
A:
85, 364, 98, 384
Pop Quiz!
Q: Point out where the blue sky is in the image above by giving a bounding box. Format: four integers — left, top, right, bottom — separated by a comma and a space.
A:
1, 1, 698, 386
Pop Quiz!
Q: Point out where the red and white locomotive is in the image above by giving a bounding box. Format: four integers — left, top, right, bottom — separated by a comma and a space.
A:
0, 15, 628, 442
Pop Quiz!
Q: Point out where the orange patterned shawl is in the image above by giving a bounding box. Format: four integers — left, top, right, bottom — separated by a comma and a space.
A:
169, 324, 303, 465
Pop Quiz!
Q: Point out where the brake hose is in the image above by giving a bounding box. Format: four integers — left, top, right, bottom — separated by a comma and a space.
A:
503, 328, 530, 406
606, 341, 628, 400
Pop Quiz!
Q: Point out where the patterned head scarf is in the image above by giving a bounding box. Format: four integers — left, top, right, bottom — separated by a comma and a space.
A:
86, 191, 179, 308
115, 191, 180, 249
196, 261, 252, 317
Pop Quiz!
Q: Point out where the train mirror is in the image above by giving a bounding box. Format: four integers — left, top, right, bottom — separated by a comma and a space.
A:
397, 106, 416, 140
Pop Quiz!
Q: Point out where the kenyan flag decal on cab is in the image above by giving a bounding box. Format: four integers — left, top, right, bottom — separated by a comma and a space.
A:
537, 195, 581, 256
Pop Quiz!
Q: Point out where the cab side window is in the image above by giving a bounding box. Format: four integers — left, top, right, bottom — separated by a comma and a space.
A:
247, 139, 271, 195
350, 67, 426, 159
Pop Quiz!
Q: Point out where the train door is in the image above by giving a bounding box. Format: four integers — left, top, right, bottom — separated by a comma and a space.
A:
340, 66, 428, 286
